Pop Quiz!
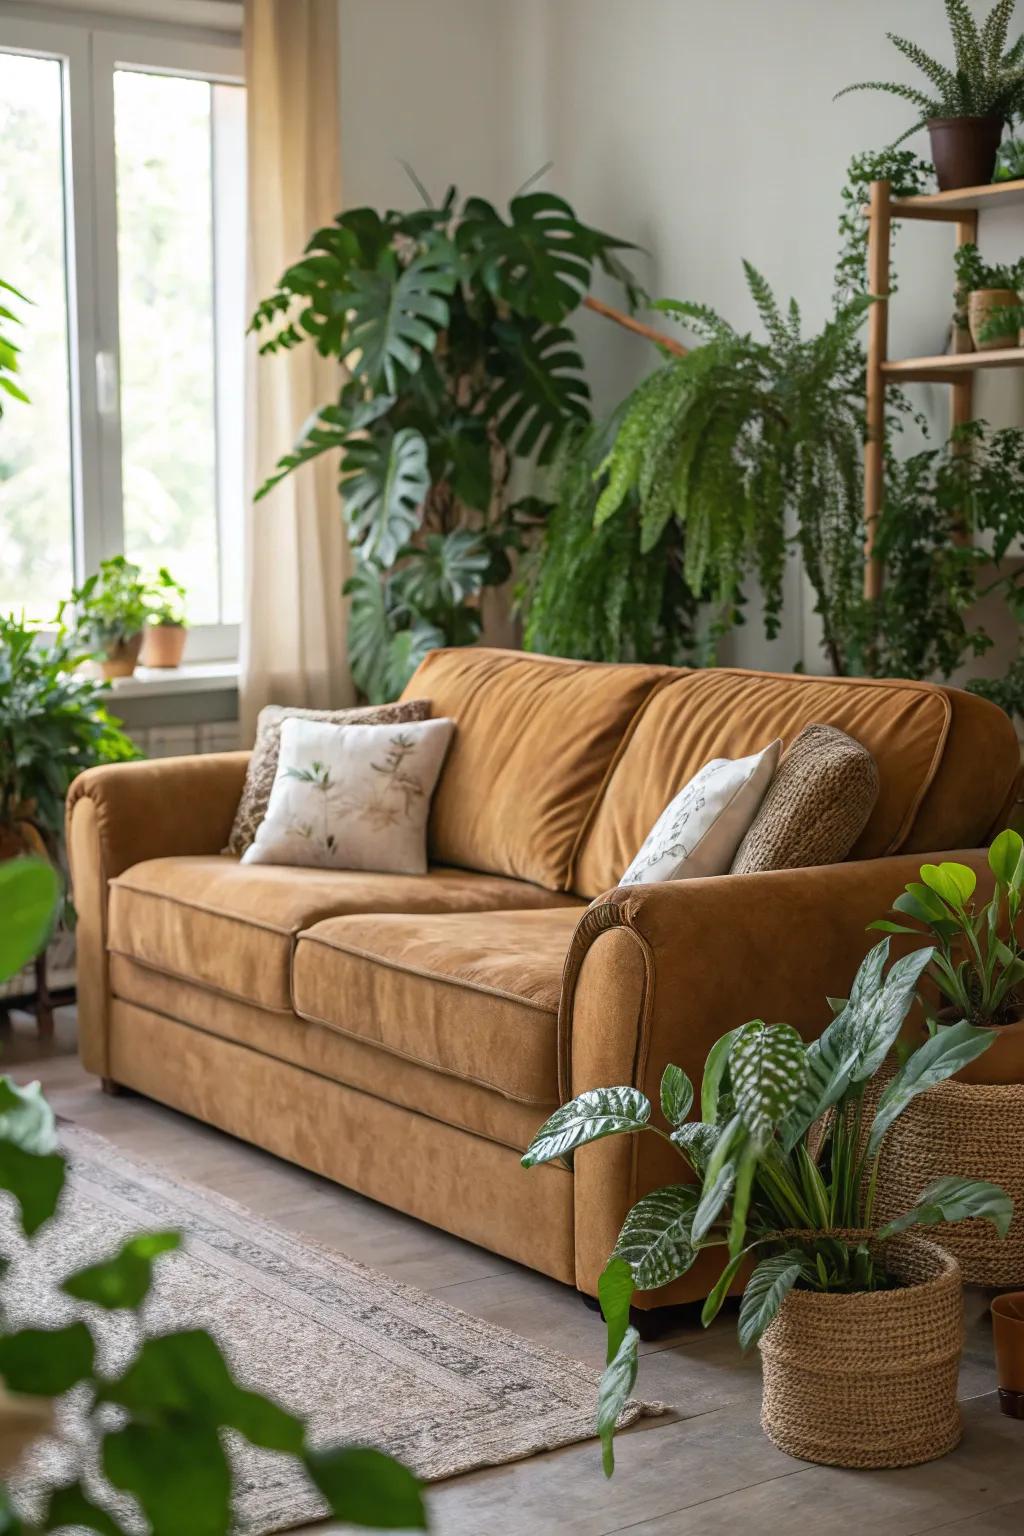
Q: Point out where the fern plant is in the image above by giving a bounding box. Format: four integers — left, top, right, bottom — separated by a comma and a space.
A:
253, 185, 636, 700
593, 264, 870, 672
835, 0, 1024, 140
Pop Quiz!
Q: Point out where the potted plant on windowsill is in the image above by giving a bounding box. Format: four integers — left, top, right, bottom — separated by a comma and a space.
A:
523, 939, 1011, 1472
71, 555, 151, 679
954, 243, 1024, 350
835, 2, 1024, 191
140, 566, 188, 669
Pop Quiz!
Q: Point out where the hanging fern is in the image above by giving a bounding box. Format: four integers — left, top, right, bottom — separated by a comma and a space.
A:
595, 264, 871, 668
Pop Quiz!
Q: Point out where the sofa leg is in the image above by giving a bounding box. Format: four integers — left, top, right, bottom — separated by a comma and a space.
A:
580, 1290, 707, 1342
100, 1077, 122, 1096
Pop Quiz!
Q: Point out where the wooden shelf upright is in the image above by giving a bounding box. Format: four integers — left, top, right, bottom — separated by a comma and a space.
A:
862, 176, 1024, 599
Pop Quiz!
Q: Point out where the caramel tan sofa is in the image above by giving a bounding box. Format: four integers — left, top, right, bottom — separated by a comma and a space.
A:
67, 648, 1022, 1306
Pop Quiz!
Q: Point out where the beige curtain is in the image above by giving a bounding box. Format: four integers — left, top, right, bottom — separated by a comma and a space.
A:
240, 0, 354, 742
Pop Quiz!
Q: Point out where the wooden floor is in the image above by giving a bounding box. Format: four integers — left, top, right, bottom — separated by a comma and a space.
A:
8, 1011, 1024, 1536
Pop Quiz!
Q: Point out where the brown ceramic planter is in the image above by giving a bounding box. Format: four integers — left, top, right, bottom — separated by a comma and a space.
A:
759, 1234, 962, 1467
139, 623, 186, 668
100, 633, 142, 680
992, 1292, 1024, 1418
932, 1010, 1024, 1086
928, 115, 1004, 190
968, 288, 1021, 351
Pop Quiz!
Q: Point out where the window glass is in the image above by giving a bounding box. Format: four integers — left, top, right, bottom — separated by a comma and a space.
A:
0, 50, 75, 623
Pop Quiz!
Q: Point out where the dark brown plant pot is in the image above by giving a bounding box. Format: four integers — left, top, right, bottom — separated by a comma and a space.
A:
992, 1293, 1024, 1418
101, 633, 143, 680
927, 116, 1004, 191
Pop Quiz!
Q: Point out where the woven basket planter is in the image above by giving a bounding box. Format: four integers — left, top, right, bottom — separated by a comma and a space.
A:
759, 1234, 963, 1468
872, 1077, 1024, 1288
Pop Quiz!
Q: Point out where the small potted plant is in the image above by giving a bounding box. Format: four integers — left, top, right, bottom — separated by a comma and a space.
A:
523, 939, 1010, 1472
140, 566, 187, 669
71, 556, 151, 679
835, 2, 1024, 190
954, 243, 1024, 350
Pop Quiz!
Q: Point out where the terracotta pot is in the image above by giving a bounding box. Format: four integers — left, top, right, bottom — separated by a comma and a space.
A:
927, 1007, 1024, 1085
759, 1234, 962, 1467
950, 318, 975, 354
100, 633, 142, 680
968, 288, 1021, 351
139, 623, 186, 668
928, 115, 1004, 191
992, 1292, 1024, 1418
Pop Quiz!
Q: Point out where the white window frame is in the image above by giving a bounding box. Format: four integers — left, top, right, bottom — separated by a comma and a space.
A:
0, 2, 244, 661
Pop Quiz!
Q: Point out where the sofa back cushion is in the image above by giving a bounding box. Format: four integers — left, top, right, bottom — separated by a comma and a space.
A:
400, 648, 666, 889
572, 667, 975, 898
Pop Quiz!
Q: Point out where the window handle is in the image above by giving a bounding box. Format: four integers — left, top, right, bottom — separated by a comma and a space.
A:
95, 350, 119, 417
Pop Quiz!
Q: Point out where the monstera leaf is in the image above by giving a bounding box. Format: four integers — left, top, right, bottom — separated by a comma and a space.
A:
255, 392, 395, 503
343, 562, 444, 704
457, 193, 613, 324
345, 236, 458, 391
342, 428, 430, 567
488, 318, 590, 465
397, 531, 489, 618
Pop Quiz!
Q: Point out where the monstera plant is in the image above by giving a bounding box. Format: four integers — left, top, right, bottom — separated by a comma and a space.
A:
252, 184, 637, 700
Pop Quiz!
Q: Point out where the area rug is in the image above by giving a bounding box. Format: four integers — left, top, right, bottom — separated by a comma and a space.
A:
8, 1124, 666, 1533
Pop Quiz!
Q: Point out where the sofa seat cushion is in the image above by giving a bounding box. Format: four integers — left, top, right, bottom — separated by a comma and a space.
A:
292, 907, 583, 1104
107, 856, 581, 1012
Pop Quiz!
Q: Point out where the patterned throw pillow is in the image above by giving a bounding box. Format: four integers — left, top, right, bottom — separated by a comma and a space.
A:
242, 717, 455, 875
225, 698, 431, 857
619, 740, 781, 885
730, 723, 879, 875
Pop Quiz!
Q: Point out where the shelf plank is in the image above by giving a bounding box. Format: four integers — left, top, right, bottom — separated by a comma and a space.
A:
881, 346, 1024, 383
889, 178, 1024, 220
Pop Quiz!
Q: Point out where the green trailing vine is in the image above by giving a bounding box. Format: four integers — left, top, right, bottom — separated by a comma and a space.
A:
833, 148, 933, 306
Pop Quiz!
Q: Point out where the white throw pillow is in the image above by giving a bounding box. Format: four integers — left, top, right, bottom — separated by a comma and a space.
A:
242, 716, 455, 875
619, 740, 782, 886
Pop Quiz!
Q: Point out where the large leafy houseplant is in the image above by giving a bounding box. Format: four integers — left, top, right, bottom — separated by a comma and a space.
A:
252, 186, 637, 701
0, 613, 137, 869
69, 558, 150, 652
0, 856, 426, 1532
522, 938, 1010, 1474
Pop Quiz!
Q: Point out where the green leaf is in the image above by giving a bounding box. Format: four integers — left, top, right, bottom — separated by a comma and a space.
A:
668, 1120, 719, 1176
304, 1445, 427, 1530
729, 1021, 806, 1146
398, 530, 489, 617
877, 1175, 1014, 1241
103, 1422, 230, 1536
596, 1325, 639, 1478
868, 1020, 998, 1156
382, 620, 447, 701
43, 1482, 125, 1536
737, 1250, 806, 1351
521, 1087, 651, 1168
659, 1065, 694, 1129
0, 1143, 66, 1236
456, 193, 594, 324
62, 1232, 180, 1310
489, 317, 590, 466
691, 1121, 743, 1244
0, 1076, 57, 1155
598, 1256, 634, 1365
989, 828, 1024, 887
701, 1249, 747, 1327
614, 1185, 698, 1290
700, 1028, 741, 1124
0, 1324, 94, 1395
0, 859, 59, 984
920, 861, 976, 910
342, 427, 429, 568
345, 236, 456, 391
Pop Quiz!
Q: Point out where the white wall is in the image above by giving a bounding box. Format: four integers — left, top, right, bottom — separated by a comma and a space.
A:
337, 0, 1023, 675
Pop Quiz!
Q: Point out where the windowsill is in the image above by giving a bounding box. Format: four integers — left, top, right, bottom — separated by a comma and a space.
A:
105, 661, 240, 699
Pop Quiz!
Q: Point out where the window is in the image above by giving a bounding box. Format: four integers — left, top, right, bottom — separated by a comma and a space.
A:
0, 9, 244, 655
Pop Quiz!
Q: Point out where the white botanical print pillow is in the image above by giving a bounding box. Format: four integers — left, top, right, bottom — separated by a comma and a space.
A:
242, 716, 455, 874
619, 740, 781, 886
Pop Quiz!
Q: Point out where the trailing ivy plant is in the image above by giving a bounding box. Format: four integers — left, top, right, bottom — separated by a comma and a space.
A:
522, 939, 1011, 1476
835, 1, 1024, 141
0, 857, 426, 1533
834, 148, 933, 306
592, 263, 871, 671
519, 423, 707, 665
253, 185, 637, 700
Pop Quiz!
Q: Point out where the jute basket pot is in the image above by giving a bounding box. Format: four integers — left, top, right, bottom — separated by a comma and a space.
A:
872, 1077, 1024, 1288
759, 1233, 963, 1468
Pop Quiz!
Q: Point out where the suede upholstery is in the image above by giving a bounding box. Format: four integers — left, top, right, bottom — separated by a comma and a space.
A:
66, 649, 1021, 1305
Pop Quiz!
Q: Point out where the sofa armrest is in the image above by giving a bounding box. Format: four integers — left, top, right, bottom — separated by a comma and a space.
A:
66, 753, 250, 1076
561, 851, 992, 1301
